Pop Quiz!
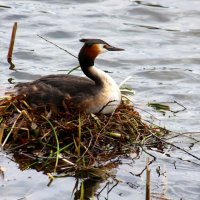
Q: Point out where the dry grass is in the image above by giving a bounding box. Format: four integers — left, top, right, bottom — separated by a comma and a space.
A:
0, 95, 168, 175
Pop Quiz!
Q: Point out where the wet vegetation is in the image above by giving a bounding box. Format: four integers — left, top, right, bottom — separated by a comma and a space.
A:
0, 94, 168, 176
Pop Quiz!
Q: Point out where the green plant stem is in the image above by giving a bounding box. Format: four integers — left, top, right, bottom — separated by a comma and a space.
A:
42, 115, 60, 173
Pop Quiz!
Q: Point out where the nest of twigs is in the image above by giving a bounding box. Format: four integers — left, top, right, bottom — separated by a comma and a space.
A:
0, 95, 167, 175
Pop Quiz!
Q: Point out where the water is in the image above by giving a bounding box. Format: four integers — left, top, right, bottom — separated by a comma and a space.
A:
0, 0, 200, 199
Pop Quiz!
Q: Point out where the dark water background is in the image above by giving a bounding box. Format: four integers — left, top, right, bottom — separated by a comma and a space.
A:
0, 0, 200, 199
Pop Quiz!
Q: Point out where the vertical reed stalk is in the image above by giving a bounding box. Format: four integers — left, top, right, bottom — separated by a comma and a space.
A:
80, 180, 84, 200
42, 116, 60, 173
78, 113, 82, 156
7, 22, 17, 67
146, 157, 151, 200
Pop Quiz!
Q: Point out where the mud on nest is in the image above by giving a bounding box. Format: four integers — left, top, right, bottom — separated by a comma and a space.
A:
0, 95, 167, 174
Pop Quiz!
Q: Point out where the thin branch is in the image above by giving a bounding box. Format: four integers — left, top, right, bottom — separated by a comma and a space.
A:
67, 65, 80, 75
107, 179, 119, 194
150, 131, 200, 161
2, 111, 23, 148
119, 76, 132, 87
131, 147, 156, 177
98, 100, 116, 114
37, 35, 78, 59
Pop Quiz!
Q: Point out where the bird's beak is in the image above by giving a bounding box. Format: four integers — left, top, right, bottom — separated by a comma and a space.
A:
105, 45, 125, 51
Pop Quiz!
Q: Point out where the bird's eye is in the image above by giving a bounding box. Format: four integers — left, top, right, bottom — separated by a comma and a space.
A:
103, 45, 108, 49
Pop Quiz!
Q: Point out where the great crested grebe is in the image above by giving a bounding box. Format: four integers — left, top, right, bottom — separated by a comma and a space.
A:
15, 39, 124, 114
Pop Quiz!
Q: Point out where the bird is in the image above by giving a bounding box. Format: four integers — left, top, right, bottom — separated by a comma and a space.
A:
15, 39, 124, 114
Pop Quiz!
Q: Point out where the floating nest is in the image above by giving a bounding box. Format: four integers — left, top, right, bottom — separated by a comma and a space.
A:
0, 95, 167, 175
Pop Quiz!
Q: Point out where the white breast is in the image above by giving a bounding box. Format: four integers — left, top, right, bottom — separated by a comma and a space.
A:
85, 66, 121, 114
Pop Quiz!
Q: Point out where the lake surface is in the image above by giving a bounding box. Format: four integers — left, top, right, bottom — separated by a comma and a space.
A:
0, 0, 200, 199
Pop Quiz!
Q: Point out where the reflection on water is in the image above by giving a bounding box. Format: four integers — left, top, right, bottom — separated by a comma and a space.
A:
0, 0, 200, 199
13, 153, 117, 200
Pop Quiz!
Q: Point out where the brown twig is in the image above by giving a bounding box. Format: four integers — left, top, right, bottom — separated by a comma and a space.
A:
146, 157, 151, 200
7, 22, 17, 69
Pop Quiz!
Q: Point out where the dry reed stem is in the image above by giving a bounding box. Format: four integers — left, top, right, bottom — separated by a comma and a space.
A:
7, 22, 17, 63
146, 157, 151, 200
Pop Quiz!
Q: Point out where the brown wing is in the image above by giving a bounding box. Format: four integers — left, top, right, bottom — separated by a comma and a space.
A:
15, 74, 100, 108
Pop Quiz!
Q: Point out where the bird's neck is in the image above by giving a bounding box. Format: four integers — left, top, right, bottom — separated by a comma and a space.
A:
78, 52, 105, 86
